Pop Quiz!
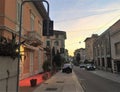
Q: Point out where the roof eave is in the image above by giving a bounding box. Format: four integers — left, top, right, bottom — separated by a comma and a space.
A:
33, 2, 49, 20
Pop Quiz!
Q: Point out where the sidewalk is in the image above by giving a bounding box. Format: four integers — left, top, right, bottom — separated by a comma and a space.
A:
33, 71, 84, 92
90, 70, 120, 83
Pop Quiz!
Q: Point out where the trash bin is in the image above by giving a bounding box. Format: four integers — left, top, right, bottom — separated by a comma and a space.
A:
30, 79, 37, 87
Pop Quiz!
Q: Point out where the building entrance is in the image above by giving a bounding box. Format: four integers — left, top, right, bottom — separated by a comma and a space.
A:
117, 61, 120, 73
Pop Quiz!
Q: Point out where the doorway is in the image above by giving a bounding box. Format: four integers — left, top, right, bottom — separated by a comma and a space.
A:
117, 61, 120, 73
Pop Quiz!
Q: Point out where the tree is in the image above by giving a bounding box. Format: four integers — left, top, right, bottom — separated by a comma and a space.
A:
42, 60, 51, 72
52, 52, 63, 71
76, 53, 80, 64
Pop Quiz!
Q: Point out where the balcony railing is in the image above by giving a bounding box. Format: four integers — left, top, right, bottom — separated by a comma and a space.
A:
26, 31, 43, 46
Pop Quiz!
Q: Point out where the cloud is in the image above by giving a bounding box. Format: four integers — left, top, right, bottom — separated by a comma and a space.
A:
90, 8, 119, 13
89, 3, 120, 14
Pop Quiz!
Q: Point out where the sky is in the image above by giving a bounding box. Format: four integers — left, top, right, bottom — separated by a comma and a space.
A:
45, 0, 120, 56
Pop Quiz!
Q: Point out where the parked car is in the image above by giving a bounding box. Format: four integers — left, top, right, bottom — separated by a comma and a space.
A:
85, 64, 96, 70
62, 63, 72, 73
80, 63, 86, 68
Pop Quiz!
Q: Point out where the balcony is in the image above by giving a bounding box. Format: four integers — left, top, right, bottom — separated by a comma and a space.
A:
26, 31, 43, 47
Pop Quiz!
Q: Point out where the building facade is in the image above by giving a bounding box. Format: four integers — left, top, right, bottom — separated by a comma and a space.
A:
45, 30, 66, 53
93, 31, 112, 72
0, 0, 49, 79
94, 19, 120, 73
110, 20, 120, 73
74, 48, 86, 63
84, 34, 98, 62
45, 30, 66, 65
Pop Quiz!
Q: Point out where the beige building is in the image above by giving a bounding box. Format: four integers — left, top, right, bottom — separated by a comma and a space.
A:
93, 31, 112, 71
74, 48, 86, 63
45, 30, 66, 54
110, 20, 120, 73
94, 19, 120, 73
44, 30, 66, 65
84, 34, 98, 62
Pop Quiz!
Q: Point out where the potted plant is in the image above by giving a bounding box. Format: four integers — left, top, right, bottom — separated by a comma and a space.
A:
42, 60, 51, 72
30, 79, 37, 87
0, 33, 25, 59
42, 60, 51, 80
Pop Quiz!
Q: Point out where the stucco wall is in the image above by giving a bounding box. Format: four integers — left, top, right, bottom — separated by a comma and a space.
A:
0, 57, 18, 92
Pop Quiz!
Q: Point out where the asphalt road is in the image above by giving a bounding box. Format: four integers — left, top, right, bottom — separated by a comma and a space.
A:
73, 66, 120, 92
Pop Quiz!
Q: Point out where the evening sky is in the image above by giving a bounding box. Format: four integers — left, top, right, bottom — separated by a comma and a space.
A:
46, 0, 120, 56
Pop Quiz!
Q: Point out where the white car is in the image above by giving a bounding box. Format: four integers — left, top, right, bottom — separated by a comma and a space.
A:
85, 64, 96, 70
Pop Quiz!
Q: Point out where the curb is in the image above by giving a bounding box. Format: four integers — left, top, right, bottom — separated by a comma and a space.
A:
72, 71, 84, 92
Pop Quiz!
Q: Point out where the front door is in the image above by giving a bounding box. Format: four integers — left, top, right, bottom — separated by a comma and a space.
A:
117, 61, 120, 73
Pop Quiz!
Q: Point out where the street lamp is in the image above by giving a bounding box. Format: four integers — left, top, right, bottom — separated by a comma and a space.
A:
17, 0, 49, 92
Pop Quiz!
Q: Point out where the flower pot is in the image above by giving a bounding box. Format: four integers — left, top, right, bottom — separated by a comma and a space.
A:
30, 79, 37, 87
42, 73, 48, 80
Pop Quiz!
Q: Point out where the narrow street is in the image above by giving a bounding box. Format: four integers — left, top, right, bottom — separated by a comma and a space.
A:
74, 66, 120, 92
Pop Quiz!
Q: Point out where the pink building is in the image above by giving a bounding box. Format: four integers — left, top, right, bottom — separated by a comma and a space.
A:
0, 0, 49, 79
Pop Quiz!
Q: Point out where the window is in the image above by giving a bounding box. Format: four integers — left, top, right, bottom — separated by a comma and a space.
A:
54, 41, 59, 46
101, 43, 104, 55
105, 38, 110, 55
60, 48, 64, 53
107, 57, 112, 68
115, 42, 120, 55
98, 58, 100, 66
97, 45, 100, 56
55, 34, 59, 38
46, 40, 50, 47
102, 58, 105, 67
38, 21, 42, 37
30, 13, 35, 31
61, 41, 64, 47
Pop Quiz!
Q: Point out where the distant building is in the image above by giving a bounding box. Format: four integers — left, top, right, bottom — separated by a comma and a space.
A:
45, 30, 67, 63
45, 30, 66, 54
74, 48, 85, 63
84, 34, 99, 62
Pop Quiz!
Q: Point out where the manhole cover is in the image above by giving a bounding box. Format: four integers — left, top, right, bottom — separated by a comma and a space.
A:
46, 88, 57, 91
56, 81, 64, 83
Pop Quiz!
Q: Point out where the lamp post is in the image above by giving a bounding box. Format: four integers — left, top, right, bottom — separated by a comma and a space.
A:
17, 0, 49, 92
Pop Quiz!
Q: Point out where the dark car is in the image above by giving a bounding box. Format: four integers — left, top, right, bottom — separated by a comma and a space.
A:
85, 64, 96, 70
62, 63, 72, 73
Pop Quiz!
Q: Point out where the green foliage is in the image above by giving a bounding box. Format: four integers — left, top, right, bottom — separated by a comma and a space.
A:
53, 53, 62, 67
76, 53, 80, 63
0, 33, 25, 59
42, 60, 51, 72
